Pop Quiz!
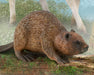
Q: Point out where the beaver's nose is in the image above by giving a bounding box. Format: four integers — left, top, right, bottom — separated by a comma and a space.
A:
84, 45, 89, 50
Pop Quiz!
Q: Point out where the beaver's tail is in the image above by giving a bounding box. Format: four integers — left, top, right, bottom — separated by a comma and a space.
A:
0, 42, 13, 52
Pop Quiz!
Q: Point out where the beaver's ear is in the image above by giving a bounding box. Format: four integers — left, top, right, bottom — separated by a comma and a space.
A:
65, 33, 71, 40
71, 29, 75, 32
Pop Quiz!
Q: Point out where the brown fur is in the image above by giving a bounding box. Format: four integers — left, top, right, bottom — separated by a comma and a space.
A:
0, 11, 88, 65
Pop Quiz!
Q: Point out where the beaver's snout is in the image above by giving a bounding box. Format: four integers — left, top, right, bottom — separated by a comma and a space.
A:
81, 45, 89, 53
84, 45, 89, 51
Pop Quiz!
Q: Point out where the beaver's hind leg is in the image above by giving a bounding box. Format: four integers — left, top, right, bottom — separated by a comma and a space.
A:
14, 34, 34, 62
14, 49, 35, 62
14, 25, 35, 62
14, 39, 35, 62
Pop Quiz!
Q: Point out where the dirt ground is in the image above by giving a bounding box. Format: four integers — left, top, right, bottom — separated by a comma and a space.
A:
0, 55, 94, 75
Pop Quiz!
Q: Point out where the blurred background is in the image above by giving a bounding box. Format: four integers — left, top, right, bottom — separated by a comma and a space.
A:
0, 0, 94, 21
0, 0, 94, 55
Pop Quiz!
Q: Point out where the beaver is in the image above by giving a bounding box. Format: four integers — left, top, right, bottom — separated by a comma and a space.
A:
0, 11, 88, 65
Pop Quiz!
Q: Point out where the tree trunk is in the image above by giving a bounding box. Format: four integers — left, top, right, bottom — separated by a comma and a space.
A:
66, 0, 87, 33
39, 0, 49, 11
9, 0, 16, 24
89, 25, 94, 50
71, 0, 80, 26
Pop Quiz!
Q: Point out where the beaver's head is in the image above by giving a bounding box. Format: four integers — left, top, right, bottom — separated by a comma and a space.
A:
54, 29, 88, 56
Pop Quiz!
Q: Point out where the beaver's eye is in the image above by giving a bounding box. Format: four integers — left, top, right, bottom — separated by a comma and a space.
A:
65, 33, 70, 40
76, 41, 82, 45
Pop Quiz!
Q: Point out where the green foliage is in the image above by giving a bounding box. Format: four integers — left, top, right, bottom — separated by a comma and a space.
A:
61, 66, 82, 75
48, 0, 71, 24
29, 62, 35, 68
0, 2, 9, 21
1, 55, 6, 59
52, 66, 82, 75
0, 0, 71, 24
43, 57, 82, 75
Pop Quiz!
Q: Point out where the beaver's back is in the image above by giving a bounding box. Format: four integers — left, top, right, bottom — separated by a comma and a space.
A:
14, 11, 66, 52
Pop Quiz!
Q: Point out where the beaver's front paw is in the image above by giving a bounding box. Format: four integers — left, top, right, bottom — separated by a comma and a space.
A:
56, 58, 70, 66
